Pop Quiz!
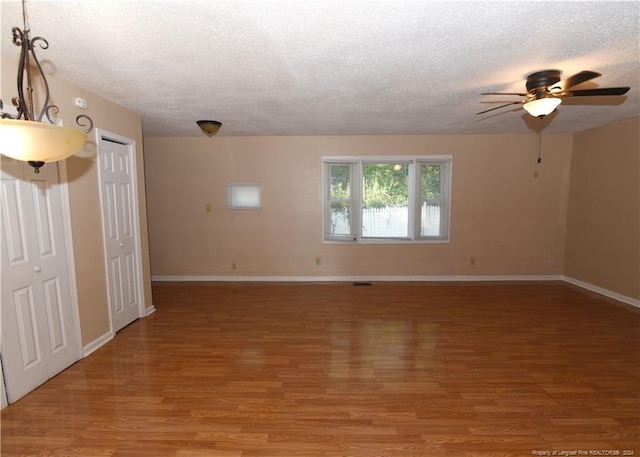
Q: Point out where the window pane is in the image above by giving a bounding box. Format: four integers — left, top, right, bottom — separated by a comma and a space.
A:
421, 203, 441, 236
421, 164, 441, 200
362, 163, 409, 238
330, 165, 351, 199
330, 203, 351, 235
329, 165, 352, 236
227, 183, 261, 209
420, 163, 444, 237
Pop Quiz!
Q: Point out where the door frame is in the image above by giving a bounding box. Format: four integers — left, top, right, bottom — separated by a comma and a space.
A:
95, 129, 145, 333
56, 159, 84, 359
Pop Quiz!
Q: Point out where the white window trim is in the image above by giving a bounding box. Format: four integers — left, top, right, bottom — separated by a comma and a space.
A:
322, 155, 452, 244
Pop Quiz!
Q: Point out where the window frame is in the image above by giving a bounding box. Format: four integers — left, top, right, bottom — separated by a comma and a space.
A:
324, 160, 359, 241
322, 155, 452, 244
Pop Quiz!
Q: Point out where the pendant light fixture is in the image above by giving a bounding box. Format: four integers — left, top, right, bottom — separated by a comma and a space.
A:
197, 120, 222, 137
0, 0, 93, 173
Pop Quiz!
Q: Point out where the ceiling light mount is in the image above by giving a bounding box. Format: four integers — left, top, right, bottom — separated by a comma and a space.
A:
197, 120, 222, 137
0, 0, 93, 173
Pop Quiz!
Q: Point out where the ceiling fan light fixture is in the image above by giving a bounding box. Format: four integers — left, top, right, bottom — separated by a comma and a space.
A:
197, 120, 222, 137
523, 97, 562, 118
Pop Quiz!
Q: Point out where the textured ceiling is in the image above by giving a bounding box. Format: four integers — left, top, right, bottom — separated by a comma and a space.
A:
2, 0, 639, 137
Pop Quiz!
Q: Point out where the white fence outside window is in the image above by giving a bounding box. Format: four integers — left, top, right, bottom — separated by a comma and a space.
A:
331, 204, 441, 238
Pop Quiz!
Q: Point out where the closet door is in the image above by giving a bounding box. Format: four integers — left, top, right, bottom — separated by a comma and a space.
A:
99, 135, 142, 332
1, 159, 79, 403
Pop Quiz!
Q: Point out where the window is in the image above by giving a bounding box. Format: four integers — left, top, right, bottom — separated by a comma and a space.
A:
323, 156, 451, 242
227, 182, 262, 209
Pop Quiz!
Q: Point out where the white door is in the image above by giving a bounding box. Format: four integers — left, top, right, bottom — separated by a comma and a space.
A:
1, 159, 80, 403
98, 134, 142, 332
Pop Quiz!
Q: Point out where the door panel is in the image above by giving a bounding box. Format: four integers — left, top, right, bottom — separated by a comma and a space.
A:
120, 182, 133, 238
13, 286, 43, 370
105, 182, 118, 240
124, 251, 137, 306
2, 179, 29, 264
7, 284, 48, 398
109, 255, 125, 314
43, 277, 66, 352
32, 178, 56, 257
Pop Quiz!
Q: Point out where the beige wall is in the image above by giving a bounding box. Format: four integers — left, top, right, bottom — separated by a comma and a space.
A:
144, 133, 573, 278
565, 118, 640, 299
1, 55, 153, 346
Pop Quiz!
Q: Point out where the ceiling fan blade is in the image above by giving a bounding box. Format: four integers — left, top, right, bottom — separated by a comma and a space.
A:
476, 101, 522, 115
553, 70, 601, 91
561, 87, 630, 97
481, 92, 527, 96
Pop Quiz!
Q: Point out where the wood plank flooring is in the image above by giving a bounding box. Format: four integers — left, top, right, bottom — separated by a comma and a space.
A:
2, 281, 639, 456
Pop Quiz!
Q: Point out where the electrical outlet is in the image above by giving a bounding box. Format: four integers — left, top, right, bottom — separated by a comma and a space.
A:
469, 257, 476, 266
548, 259, 555, 266
205, 204, 212, 213
231, 262, 237, 270
315, 257, 322, 266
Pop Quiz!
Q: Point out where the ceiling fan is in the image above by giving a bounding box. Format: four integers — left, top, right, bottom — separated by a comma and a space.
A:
477, 69, 630, 118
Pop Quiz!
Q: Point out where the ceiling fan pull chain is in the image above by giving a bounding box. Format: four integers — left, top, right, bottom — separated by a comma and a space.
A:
537, 132, 542, 164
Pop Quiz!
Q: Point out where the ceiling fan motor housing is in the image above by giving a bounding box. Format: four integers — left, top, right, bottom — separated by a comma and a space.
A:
526, 70, 562, 93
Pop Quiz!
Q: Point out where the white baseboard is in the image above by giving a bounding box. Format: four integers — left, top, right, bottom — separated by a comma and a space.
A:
562, 276, 640, 309
82, 330, 113, 357
144, 305, 156, 316
152, 274, 564, 283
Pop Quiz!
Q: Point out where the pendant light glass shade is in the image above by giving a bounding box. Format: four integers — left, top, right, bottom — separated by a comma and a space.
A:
1, 0, 93, 173
0, 119, 87, 162
197, 120, 222, 136
523, 97, 562, 117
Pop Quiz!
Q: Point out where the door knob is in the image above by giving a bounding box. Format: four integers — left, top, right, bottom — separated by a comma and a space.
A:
119, 243, 124, 247
34, 266, 41, 272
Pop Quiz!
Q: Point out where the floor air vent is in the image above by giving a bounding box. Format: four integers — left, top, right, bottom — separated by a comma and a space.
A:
353, 282, 372, 286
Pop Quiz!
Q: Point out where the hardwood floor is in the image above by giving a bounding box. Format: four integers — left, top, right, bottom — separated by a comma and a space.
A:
2, 281, 639, 456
